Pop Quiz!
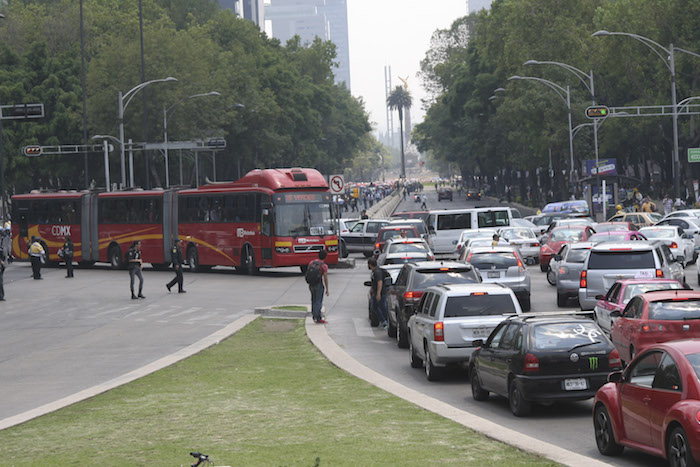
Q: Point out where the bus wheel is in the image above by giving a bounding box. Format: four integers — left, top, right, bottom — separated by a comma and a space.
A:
240, 244, 258, 275
108, 245, 122, 269
187, 247, 200, 272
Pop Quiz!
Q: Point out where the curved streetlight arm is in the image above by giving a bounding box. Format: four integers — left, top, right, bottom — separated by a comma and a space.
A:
92, 134, 121, 144
572, 122, 593, 139
593, 31, 671, 72
165, 91, 221, 122
677, 96, 700, 112
508, 75, 567, 104
123, 77, 178, 112
674, 46, 700, 60
524, 60, 592, 95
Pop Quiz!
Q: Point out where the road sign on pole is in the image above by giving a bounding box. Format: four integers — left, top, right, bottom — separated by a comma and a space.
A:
689, 148, 700, 163
329, 174, 345, 194
1, 103, 44, 120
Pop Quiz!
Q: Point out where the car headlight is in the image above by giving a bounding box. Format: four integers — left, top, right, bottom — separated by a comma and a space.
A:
275, 247, 291, 253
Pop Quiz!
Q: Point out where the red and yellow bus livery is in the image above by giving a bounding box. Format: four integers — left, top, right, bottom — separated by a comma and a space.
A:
11, 168, 338, 272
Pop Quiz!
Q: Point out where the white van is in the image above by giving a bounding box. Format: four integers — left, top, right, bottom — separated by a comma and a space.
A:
426, 207, 513, 254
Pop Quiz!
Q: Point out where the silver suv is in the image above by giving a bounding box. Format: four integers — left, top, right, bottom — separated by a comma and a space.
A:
578, 241, 685, 310
465, 246, 531, 311
407, 283, 522, 381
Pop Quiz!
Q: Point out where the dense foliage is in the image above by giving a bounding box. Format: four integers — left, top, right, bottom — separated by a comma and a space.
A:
413, 0, 700, 203
0, 0, 371, 192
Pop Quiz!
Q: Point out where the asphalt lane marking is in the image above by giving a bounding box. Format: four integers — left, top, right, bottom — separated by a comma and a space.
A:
353, 317, 374, 337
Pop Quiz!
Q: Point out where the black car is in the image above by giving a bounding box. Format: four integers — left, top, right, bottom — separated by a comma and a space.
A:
437, 188, 453, 201
469, 314, 621, 416
386, 261, 481, 348
466, 189, 482, 200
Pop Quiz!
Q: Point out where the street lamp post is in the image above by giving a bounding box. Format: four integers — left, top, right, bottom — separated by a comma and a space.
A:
508, 76, 575, 192
524, 60, 605, 217
91, 134, 122, 191
163, 91, 220, 188
118, 77, 177, 188
593, 30, 700, 200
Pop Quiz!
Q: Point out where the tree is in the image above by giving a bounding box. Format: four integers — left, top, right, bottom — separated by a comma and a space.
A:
386, 85, 412, 178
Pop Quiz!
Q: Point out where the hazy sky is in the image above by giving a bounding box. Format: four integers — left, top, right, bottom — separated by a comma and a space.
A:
346, 0, 468, 136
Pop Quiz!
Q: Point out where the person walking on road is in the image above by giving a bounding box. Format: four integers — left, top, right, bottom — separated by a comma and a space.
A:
126, 240, 145, 299
60, 236, 74, 278
663, 195, 673, 215
368, 257, 389, 329
420, 193, 428, 210
305, 249, 329, 324
28, 236, 45, 280
0, 250, 6, 301
641, 197, 656, 213
166, 239, 186, 293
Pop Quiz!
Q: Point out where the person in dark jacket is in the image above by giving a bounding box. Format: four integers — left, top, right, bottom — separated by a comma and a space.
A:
166, 239, 186, 293
61, 236, 74, 278
126, 240, 145, 299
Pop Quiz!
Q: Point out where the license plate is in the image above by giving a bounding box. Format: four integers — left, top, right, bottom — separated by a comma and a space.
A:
564, 378, 587, 391
487, 271, 500, 278
472, 327, 492, 337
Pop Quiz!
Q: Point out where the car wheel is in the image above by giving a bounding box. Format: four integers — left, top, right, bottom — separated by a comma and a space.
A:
630, 346, 636, 362
424, 345, 441, 381
557, 293, 567, 308
520, 294, 531, 312
387, 318, 397, 338
539, 263, 548, 273
594, 405, 624, 456
369, 302, 379, 327
340, 239, 348, 259
409, 337, 423, 368
508, 378, 531, 416
668, 426, 698, 467
471, 369, 489, 401
397, 319, 409, 349
697, 274, 700, 286
546, 268, 556, 286
363, 251, 373, 258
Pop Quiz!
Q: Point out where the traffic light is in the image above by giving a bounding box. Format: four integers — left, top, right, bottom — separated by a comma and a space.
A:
23, 146, 42, 157
586, 106, 609, 119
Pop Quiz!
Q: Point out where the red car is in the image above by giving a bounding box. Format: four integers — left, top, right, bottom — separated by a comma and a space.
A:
610, 290, 700, 363
593, 339, 700, 465
374, 226, 420, 253
595, 222, 639, 233
594, 279, 685, 336
539, 225, 596, 272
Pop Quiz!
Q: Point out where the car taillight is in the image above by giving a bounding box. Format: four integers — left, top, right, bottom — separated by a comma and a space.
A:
404, 291, 424, 302
530, 243, 540, 247
524, 353, 539, 372
434, 322, 444, 341
608, 349, 622, 369
467, 253, 473, 262
696, 410, 700, 424
640, 323, 666, 332
517, 258, 524, 268
580, 270, 587, 288
375, 243, 380, 249
656, 269, 663, 277
670, 242, 678, 249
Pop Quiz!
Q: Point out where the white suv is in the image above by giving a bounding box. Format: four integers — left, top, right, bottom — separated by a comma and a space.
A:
407, 283, 522, 381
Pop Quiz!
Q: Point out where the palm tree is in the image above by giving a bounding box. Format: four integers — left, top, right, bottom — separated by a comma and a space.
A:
386, 86, 412, 178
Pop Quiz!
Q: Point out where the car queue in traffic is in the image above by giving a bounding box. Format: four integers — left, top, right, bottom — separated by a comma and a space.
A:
347, 191, 700, 467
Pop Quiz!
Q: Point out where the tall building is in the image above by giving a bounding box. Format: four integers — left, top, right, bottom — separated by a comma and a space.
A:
219, 0, 265, 29
265, 0, 351, 89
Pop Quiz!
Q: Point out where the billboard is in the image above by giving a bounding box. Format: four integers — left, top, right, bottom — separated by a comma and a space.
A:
583, 158, 617, 177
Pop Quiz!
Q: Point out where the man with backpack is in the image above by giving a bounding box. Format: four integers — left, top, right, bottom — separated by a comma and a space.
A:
305, 249, 329, 324
368, 257, 389, 329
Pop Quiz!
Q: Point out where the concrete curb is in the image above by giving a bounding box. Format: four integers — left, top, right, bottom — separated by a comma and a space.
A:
0, 314, 258, 431
305, 317, 612, 467
367, 191, 402, 218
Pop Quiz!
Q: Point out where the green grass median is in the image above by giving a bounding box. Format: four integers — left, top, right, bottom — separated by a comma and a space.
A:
0, 318, 557, 466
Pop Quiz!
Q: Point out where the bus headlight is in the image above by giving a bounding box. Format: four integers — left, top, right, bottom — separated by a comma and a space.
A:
327, 245, 338, 252
275, 247, 291, 253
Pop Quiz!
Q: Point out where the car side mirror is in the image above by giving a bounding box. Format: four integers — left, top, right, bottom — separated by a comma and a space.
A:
553, 254, 562, 261
595, 294, 605, 300
471, 339, 484, 347
610, 310, 621, 318
607, 371, 624, 383
363, 281, 372, 287
428, 226, 435, 234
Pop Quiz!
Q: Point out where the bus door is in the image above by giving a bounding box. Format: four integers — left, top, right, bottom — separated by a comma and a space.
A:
260, 201, 273, 267
16, 205, 29, 259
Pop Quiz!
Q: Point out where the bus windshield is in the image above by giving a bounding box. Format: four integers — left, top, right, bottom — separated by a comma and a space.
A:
275, 202, 335, 237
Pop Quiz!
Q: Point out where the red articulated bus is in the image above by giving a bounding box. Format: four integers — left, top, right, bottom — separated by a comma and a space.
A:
11, 168, 338, 273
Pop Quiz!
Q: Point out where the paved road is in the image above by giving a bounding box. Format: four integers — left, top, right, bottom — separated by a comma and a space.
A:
0, 189, 678, 465
328, 188, 667, 466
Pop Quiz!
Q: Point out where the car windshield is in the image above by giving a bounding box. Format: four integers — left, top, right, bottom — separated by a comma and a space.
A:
648, 300, 700, 320
379, 229, 416, 242
566, 250, 590, 263
275, 201, 335, 237
500, 228, 535, 241
469, 252, 519, 269
460, 230, 494, 241
641, 229, 675, 239
596, 224, 627, 232
388, 243, 428, 254
533, 322, 606, 350
444, 294, 516, 317
413, 270, 479, 289
385, 255, 430, 265
590, 233, 627, 243
649, 213, 663, 222
550, 229, 584, 242
391, 222, 427, 234
623, 282, 683, 301
588, 251, 655, 269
